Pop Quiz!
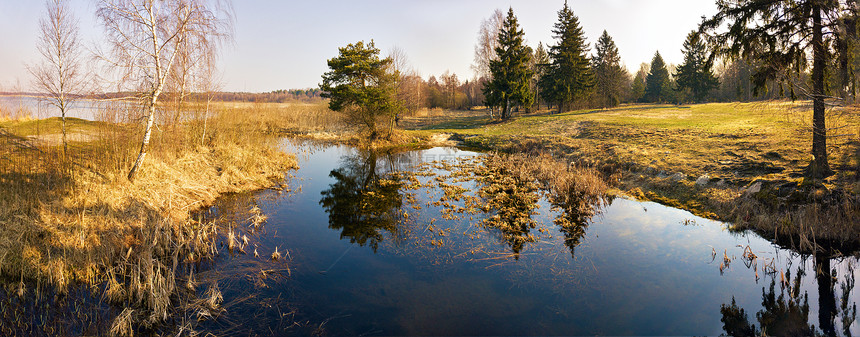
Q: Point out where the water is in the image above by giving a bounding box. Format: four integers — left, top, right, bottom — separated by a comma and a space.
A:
0, 95, 104, 121
186, 139, 860, 336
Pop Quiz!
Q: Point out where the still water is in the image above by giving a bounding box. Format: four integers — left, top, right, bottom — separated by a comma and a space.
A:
187, 139, 860, 336
0, 96, 102, 121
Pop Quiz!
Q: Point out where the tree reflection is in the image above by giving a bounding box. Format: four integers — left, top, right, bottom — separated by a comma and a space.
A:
720, 279, 814, 336
720, 253, 858, 336
554, 209, 592, 259
551, 191, 610, 259
319, 150, 406, 252
468, 153, 608, 259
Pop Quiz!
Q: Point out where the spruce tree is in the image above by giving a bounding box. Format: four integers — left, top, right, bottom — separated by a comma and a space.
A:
483, 7, 534, 119
540, 1, 593, 113
675, 31, 719, 103
630, 63, 647, 102
701, 0, 844, 177
592, 30, 626, 108
644, 51, 670, 103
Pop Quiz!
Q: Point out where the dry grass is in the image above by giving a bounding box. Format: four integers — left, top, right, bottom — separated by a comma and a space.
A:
0, 98, 299, 333
407, 101, 860, 253
415, 152, 609, 257
473, 153, 609, 254
205, 101, 345, 134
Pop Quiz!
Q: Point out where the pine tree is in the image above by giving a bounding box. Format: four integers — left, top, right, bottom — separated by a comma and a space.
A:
675, 31, 719, 103
592, 30, 626, 108
701, 0, 847, 177
540, 1, 593, 113
483, 7, 534, 120
320, 40, 398, 139
644, 51, 670, 103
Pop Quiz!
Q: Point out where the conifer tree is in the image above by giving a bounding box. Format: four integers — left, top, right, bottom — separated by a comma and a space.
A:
644, 51, 670, 103
675, 31, 719, 103
540, 1, 593, 113
320, 40, 398, 139
630, 63, 647, 102
700, 0, 848, 177
483, 7, 533, 119
592, 30, 626, 108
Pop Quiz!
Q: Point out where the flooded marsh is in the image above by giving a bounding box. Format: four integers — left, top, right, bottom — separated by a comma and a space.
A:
2, 138, 860, 335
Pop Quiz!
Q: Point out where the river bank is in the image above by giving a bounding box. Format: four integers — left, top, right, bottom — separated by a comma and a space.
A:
397, 101, 860, 254
0, 107, 298, 333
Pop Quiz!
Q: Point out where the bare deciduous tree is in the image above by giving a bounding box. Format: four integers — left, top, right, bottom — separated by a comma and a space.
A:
28, 0, 86, 157
441, 70, 460, 109
472, 9, 505, 80
96, 0, 232, 182
388, 46, 422, 118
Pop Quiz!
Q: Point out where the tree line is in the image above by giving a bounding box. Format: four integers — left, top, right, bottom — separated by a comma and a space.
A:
322, 0, 859, 175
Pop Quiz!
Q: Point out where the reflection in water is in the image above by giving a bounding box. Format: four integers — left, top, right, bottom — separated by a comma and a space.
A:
721, 276, 815, 336
721, 253, 858, 336
7, 141, 860, 335
319, 150, 407, 252
473, 157, 541, 257
555, 205, 603, 259
469, 153, 609, 259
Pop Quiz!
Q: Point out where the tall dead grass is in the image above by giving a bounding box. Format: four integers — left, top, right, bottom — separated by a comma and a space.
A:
0, 97, 298, 334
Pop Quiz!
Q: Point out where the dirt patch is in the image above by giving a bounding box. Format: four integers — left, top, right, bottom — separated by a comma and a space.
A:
426, 133, 459, 147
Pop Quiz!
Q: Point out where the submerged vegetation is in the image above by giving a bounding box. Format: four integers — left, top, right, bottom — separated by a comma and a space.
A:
405, 101, 860, 254
318, 146, 608, 260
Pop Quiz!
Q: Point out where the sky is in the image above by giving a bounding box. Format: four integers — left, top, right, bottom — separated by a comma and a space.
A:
0, 0, 718, 93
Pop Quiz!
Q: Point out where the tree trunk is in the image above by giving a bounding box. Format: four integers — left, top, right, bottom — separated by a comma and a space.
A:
61, 110, 67, 160
815, 253, 836, 336
811, 5, 832, 178
128, 98, 157, 182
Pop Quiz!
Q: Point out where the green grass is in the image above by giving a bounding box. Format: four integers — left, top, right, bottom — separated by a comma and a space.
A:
403, 101, 860, 253
408, 102, 857, 183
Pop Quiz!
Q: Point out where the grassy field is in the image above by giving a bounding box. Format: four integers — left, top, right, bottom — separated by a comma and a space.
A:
1, 98, 857, 331
0, 100, 301, 333
402, 101, 860, 253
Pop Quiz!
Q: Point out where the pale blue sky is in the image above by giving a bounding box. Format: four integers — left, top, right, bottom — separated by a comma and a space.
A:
0, 0, 717, 92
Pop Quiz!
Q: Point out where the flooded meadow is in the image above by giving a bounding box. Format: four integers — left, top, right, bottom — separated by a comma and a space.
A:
2, 138, 859, 336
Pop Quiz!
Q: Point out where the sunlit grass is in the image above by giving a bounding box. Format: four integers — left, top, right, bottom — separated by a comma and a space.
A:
403, 100, 860, 253
0, 99, 303, 333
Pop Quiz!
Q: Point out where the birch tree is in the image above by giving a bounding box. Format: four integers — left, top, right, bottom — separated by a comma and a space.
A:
472, 9, 505, 81
96, 0, 231, 182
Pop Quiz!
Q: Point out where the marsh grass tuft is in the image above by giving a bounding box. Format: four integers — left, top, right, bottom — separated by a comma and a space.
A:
110, 308, 135, 337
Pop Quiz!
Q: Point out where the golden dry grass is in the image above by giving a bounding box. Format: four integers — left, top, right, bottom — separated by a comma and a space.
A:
0, 99, 299, 332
